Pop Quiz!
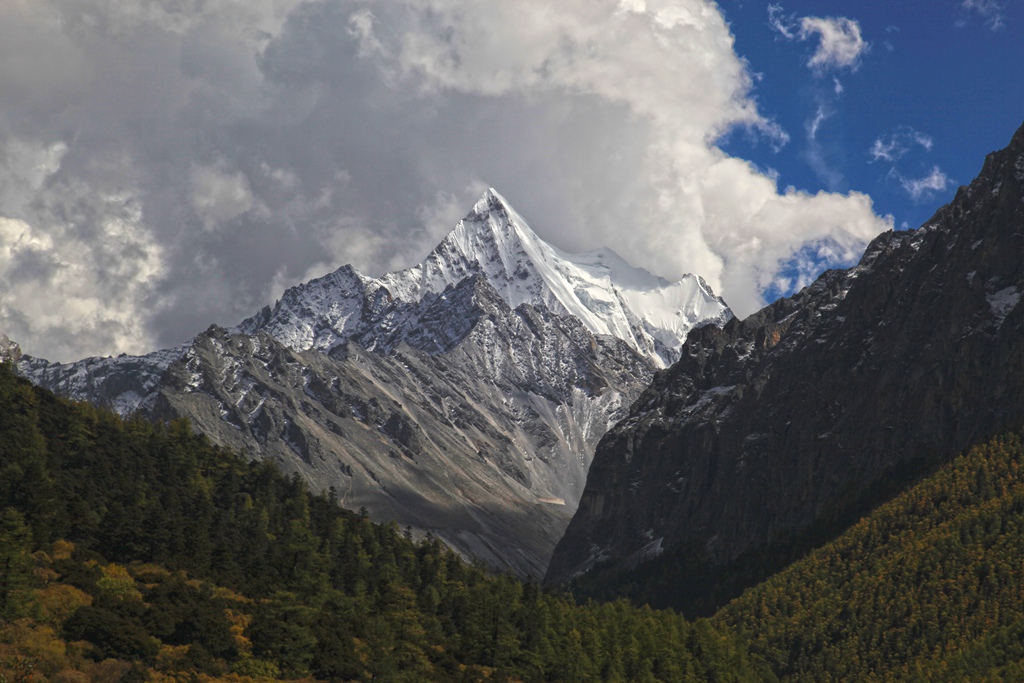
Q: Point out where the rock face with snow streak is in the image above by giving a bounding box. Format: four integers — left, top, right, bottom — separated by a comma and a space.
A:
546, 121, 1024, 606
19, 189, 730, 578
17, 345, 188, 415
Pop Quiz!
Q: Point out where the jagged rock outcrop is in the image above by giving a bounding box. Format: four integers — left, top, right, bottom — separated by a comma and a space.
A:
17, 345, 187, 415
547, 121, 1024, 597
239, 189, 731, 368
19, 189, 729, 579
0, 334, 21, 362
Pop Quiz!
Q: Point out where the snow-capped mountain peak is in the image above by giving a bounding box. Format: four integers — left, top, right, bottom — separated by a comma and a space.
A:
246, 188, 731, 367
17, 189, 729, 579
376, 188, 550, 308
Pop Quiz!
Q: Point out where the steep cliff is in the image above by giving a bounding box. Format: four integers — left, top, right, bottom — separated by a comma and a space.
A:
547, 121, 1024, 607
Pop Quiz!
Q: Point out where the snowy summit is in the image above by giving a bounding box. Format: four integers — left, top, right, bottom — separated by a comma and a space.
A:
246, 189, 731, 367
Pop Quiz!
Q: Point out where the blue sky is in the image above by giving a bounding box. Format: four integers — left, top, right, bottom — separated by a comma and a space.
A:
721, 1, 1024, 239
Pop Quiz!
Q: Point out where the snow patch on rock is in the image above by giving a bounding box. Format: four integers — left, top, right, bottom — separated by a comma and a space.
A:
988, 286, 1020, 324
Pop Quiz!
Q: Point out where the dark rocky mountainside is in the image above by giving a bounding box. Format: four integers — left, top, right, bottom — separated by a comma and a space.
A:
547, 121, 1024, 604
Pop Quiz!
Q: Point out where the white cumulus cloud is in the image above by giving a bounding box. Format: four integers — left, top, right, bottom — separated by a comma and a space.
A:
0, 0, 891, 361
341, 0, 888, 316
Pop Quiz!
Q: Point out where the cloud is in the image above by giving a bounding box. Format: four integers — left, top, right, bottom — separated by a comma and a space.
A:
767, 4, 796, 39
189, 163, 257, 230
897, 166, 953, 201
869, 127, 934, 163
959, 0, 1007, 30
870, 126, 948, 202
267, 0, 889, 317
0, 197, 166, 362
770, 6, 868, 73
799, 16, 868, 72
807, 106, 830, 142
803, 104, 843, 190
769, 8, 866, 194
869, 139, 900, 163
0, 0, 890, 361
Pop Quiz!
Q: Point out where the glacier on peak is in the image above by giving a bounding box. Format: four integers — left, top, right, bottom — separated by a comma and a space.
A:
249, 188, 732, 367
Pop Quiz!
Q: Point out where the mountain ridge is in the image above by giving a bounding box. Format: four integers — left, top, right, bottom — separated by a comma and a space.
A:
241, 188, 731, 368
546, 119, 1024, 602
16, 189, 731, 578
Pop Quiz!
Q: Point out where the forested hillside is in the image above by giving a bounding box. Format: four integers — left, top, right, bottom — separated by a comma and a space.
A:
0, 361, 768, 683
715, 433, 1024, 681
11, 351, 1024, 682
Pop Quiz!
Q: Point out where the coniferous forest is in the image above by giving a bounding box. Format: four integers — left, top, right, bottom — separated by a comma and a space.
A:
0, 362, 767, 682
8, 353, 1024, 681
713, 432, 1024, 682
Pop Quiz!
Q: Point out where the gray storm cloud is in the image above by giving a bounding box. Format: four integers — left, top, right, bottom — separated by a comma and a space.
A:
0, 0, 891, 362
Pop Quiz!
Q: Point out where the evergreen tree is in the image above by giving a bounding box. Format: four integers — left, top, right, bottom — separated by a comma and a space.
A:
0, 508, 34, 621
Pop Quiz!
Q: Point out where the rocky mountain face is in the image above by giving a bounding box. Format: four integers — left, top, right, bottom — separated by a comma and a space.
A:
19, 344, 188, 415
18, 189, 729, 579
238, 189, 731, 368
546, 121, 1024, 602
0, 334, 21, 362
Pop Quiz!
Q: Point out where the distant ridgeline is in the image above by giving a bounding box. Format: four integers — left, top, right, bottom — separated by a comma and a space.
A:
0, 361, 768, 683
